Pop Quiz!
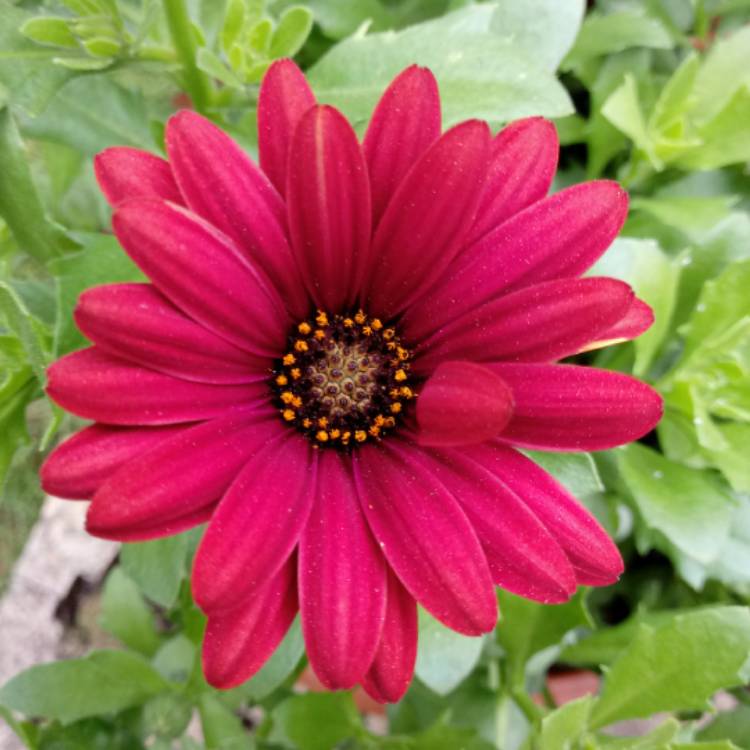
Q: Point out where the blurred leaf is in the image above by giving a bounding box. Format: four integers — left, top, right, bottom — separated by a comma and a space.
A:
0, 650, 169, 724
0, 281, 50, 384
524, 451, 604, 499
0, 108, 71, 262
198, 694, 251, 750
196, 48, 243, 88
414, 608, 484, 695
141, 692, 192, 740
698, 704, 750, 746
20, 17, 78, 49
597, 718, 681, 749
308, 5, 572, 128
590, 606, 750, 728
538, 696, 593, 750
270, 6, 313, 59
152, 635, 195, 684
100, 567, 161, 657
0, 369, 34, 490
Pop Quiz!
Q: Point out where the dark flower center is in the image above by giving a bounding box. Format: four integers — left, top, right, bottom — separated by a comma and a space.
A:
271, 310, 414, 448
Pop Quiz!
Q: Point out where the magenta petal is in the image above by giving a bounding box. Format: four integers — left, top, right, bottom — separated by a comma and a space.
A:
286, 105, 372, 312
192, 432, 315, 613
424, 448, 576, 603
361, 569, 417, 703
402, 181, 628, 343
165, 111, 308, 319
203, 557, 298, 689
354, 441, 497, 636
468, 443, 624, 585
46, 348, 265, 425
86, 411, 278, 541
112, 199, 289, 356
578, 297, 655, 353
466, 118, 558, 246
300, 451, 387, 689
258, 59, 316, 197
415, 278, 634, 374
40, 424, 184, 500
417, 361, 514, 447
365, 120, 491, 318
94, 147, 182, 207
75, 283, 268, 384
490, 363, 663, 451
363, 65, 441, 227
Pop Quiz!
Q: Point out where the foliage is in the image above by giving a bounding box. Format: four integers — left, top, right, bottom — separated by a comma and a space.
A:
1, 0, 750, 748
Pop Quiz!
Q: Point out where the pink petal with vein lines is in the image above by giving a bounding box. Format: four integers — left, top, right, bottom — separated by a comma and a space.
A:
300, 451, 387, 689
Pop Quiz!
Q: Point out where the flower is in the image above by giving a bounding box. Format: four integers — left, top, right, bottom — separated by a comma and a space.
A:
41, 60, 662, 702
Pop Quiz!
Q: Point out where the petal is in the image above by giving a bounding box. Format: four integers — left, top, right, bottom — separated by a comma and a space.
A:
75, 283, 268, 384
286, 105, 372, 312
578, 297, 654, 353
203, 558, 298, 689
299, 451, 387, 689
414, 278, 635, 375
489, 363, 663, 451
258, 59, 316, 197
353, 441, 497, 636
46, 348, 265, 425
112, 199, 289, 356
416, 361, 514, 447
365, 120, 491, 318
362, 65, 441, 226
466, 118, 558, 246
165, 111, 308, 319
402, 181, 629, 343
466, 443, 624, 585
192, 431, 315, 613
94, 147, 182, 207
40, 423, 184, 500
361, 569, 417, 703
424, 447, 576, 603
86, 410, 278, 541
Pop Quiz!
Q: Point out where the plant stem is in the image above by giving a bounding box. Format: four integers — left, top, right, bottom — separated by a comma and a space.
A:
163, 0, 211, 112
512, 687, 544, 728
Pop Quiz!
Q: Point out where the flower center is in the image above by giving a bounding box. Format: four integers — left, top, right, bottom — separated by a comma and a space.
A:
271, 310, 414, 448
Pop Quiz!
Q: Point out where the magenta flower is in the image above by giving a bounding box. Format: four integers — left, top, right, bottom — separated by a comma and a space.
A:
41, 61, 662, 702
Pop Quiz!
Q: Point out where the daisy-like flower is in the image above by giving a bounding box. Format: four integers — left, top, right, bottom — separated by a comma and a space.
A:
41, 61, 662, 702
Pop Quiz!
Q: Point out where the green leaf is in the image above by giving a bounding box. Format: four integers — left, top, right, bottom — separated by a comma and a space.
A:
0, 0, 75, 114
100, 567, 161, 656
198, 694, 251, 750
489, 0, 584, 72
523, 451, 604, 500
618, 443, 734, 565
0, 281, 49, 385
20, 17, 78, 49
0, 370, 33, 489
562, 10, 672, 71
539, 696, 594, 750
0, 108, 71, 262
307, 5, 572, 128
698, 704, 750, 747
414, 608, 484, 695
0, 650, 169, 723
496, 590, 590, 679
141, 692, 193, 740
52, 56, 113, 71
220, 0, 245, 54
590, 606, 750, 728
598, 718, 681, 749
21, 75, 154, 156
269, 693, 362, 750
269, 6, 313, 59
234, 617, 304, 701
196, 47, 243, 88
82, 36, 122, 58
119, 528, 199, 608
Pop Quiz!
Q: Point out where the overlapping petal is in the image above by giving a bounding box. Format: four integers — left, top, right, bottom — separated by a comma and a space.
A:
354, 441, 497, 635
578, 297, 655, 353
87, 410, 278, 541
402, 181, 629, 343
490, 363, 663, 451
41, 423, 185, 500
286, 105, 371, 312
258, 59, 316, 196
113, 199, 289, 355
166, 111, 308, 319
415, 278, 634, 374
300, 451, 387, 689
362, 65, 441, 226
365, 120, 491, 318
203, 558, 298, 689
75, 283, 267, 384
466, 117, 558, 245
416, 361, 514, 447
46, 348, 265, 425
192, 432, 315, 613
94, 147, 182, 207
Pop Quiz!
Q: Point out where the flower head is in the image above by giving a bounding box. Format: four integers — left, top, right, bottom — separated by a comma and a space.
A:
41, 61, 662, 702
